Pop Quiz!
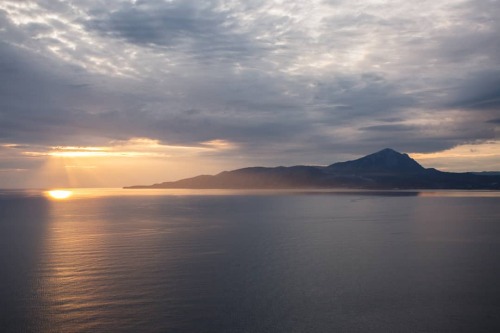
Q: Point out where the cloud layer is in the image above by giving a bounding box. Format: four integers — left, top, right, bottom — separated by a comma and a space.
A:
0, 0, 498, 183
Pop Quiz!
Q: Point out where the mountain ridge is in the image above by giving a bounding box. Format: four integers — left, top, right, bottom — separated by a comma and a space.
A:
125, 148, 500, 190
327, 148, 425, 173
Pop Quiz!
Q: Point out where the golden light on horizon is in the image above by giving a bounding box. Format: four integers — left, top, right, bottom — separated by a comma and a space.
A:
16, 137, 241, 188
409, 141, 500, 172
47, 190, 73, 200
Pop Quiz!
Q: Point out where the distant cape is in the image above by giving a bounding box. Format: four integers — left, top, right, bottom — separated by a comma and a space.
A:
125, 148, 500, 190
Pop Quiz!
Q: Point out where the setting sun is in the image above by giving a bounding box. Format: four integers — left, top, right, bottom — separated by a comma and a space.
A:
47, 190, 73, 200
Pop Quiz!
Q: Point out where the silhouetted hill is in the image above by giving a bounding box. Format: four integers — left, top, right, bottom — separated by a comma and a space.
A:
328, 148, 425, 173
125, 148, 500, 190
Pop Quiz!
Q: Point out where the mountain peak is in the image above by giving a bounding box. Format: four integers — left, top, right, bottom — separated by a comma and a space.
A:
377, 148, 400, 155
328, 148, 425, 173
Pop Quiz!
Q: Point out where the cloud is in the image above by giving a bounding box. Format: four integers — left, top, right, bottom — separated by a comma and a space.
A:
446, 70, 500, 111
87, 2, 240, 47
0, 0, 498, 179
361, 124, 417, 132
487, 118, 500, 124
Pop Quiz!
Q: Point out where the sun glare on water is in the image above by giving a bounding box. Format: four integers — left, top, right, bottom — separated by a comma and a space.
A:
47, 190, 73, 200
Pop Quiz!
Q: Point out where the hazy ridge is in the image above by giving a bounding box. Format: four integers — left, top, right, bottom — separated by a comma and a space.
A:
126, 148, 500, 190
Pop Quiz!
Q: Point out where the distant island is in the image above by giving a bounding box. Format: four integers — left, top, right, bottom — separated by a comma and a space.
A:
125, 148, 500, 190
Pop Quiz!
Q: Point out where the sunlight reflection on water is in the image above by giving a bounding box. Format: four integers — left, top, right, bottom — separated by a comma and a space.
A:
46, 190, 73, 200
41, 188, 500, 200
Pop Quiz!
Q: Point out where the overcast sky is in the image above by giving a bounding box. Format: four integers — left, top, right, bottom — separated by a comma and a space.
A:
0, 0, 499, 188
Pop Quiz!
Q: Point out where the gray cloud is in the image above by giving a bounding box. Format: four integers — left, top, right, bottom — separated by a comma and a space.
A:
0, 0, 498, 172
311, 74, 416, 123
85, 0, 269, 66
361, 125, 418, 132
88, 2, 226, 45
447, 70, 500, 111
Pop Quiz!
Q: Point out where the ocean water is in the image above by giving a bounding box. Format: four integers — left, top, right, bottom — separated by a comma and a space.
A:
1, 189, 500, 332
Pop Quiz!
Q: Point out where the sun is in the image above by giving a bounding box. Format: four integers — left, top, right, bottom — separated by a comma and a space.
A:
47, 190, 73, 200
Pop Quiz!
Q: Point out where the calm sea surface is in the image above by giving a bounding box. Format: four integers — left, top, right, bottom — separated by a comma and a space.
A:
1, 189, 500, 332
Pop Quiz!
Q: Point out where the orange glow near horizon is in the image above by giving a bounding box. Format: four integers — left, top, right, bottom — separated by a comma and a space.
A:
18, 137, 240, 188
4, 138, 497, 188
409, 141, 500, 171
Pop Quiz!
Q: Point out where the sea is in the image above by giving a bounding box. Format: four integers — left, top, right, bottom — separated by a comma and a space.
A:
1, 188, 499, 333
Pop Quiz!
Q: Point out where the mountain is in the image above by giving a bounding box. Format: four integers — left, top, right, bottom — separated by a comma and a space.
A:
327, 148, 425, 173
125, 148, 500, 190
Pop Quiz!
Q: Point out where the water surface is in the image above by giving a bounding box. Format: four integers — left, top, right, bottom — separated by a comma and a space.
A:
1, 189, 500, 332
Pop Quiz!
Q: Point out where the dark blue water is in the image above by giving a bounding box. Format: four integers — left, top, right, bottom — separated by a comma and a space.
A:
1, 189, 500, 332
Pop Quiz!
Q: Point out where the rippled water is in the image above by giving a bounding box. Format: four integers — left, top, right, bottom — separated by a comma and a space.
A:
1, 189, 500, 332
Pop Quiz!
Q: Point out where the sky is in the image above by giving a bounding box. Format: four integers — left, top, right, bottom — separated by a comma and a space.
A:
0, 0, 499, 188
